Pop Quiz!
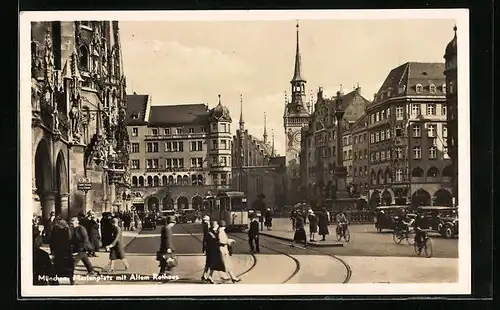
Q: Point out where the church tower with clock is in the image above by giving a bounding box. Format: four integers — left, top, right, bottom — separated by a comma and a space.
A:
283, 21, 311, 167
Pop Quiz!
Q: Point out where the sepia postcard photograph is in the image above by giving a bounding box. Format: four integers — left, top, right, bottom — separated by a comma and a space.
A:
19, 9, 470, 297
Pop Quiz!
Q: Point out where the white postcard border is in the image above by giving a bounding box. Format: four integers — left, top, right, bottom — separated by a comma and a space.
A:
20, 9, 471, 297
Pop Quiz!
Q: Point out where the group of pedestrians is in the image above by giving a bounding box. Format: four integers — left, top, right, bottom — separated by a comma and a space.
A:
32, 210, 129, 285
200, 215, 240, 284
290, 206, 331, 246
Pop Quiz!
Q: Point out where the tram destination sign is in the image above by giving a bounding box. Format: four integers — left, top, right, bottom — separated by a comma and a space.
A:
77, 177, 92, 191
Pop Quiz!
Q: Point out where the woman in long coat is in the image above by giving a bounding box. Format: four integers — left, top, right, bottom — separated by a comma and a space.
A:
204, 221, 224, 283
87, 214, 100, 257
291, 215, 307, 247
205, 220, 241, 283
318, 208, 330, 241
308, 211, 318, 242
104, 218, 129, 272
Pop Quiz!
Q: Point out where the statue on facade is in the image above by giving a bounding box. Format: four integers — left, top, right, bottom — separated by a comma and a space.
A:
69, 102, 81, 141
52, 108, 60, 134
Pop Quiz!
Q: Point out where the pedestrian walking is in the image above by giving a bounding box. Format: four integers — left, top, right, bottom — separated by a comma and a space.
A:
308, 210, 318, 242
100, 212, 113, 251
104, 218, 130, 272
158, 216, 177, 276
248, 215, 260, 253
291, 215, 307, 248
69, 217, 96, 278
87, 212, 101, 257
49, 217, 74, 284
264, 208, 273, 230
318, 207, 330, 241
201, 215, 210, 253
44, 211, 57, 244
201, 219, 217, 282
290, 209, 297, 231
205, 220, 240, 283
33, 224, 57, 285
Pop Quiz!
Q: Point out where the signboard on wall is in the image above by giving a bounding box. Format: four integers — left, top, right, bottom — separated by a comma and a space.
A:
77, 177, 92, 191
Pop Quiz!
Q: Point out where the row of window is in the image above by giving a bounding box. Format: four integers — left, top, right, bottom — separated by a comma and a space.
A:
369, 124, 446, 144
370, 103, 447, 125
367, 146, 450, 163
375, 83, 446, 102
133, 140, 232, 153
130, 173, 231, 187
130, 123, 232, 138
131, 156, 232, 170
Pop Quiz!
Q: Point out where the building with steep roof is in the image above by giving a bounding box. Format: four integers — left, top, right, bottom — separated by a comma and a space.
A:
300, 86, 369, 207
443, 26, 458, 206
366, 62, 453, 208
232, 96, 286, 209
126, 93, 233, 212
32, 21, 129, 219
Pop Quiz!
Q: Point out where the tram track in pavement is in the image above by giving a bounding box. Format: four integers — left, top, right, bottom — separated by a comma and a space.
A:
227, 232, 301, 284
177, 223, 258, 280
253, 234, 352, 284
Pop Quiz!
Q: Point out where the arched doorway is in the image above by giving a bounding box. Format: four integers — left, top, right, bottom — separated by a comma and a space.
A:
162, 175, 168, 186
177, 196, 189, 210
192, 196, 203, 210
132, 176, 138, 187
381, 190, 392, 206
433, 189, 453, 206
147, 196, 160, 213
55, 151, 69, 218
34, 139, 52, 218
138, 176, 144, 187
411, 189, 431, 207
427, 167, 439, 179
370, 191, 380, 208
162, 195, 174, 210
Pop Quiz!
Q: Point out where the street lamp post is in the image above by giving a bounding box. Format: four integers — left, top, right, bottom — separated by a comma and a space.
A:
332, 91, 357, 212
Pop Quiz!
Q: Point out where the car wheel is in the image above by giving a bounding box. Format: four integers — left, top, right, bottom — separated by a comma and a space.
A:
444, 227, 453, 239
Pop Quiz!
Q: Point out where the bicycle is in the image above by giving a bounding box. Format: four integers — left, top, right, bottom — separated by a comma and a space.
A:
413, 230, 434, 258
335, 223, 351, 242
393, 225, 416, 245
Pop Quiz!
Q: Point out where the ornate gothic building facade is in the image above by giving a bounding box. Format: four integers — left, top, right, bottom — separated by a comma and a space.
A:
31, 21, 130, 220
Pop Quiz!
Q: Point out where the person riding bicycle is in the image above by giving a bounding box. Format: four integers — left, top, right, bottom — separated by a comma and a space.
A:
336, 211, 348, 236
413, 212, 426, 253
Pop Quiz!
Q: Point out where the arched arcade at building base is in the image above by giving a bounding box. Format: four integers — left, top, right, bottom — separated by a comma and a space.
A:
32, 127, 110, 220
131, 185, 214, 212
369, 183, 453, 208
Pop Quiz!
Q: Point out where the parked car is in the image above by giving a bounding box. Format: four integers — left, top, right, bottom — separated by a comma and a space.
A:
374, 205, 410, 232
142, 216, 157, 230
178, 209, 197, 224
417, 206, 458, 238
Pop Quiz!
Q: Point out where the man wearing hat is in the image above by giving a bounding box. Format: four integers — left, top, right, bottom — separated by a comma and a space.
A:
248, 214, 260, 253
158, 216, 177, 276
44, 211, 57, 244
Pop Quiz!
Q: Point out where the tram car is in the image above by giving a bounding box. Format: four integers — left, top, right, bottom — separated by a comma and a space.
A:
206, 191, 249, 232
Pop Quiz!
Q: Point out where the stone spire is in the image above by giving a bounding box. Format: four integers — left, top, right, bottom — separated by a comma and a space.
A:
271, 129, 275, 157
263, 112, 268, 143
239, 93, 244, 130
291, 20, 305, 83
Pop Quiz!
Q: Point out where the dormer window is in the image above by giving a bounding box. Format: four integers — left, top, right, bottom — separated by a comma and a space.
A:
398, 85, 406, 94
416, 84, 423, 93
429, 84, 436, 93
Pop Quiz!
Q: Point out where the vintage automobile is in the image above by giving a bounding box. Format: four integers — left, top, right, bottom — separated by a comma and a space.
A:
142, 215, 157, 230
416, 206, 458, 238
157, 210, 181, 225
178, 209, 198, 224
374, 205, 410, 233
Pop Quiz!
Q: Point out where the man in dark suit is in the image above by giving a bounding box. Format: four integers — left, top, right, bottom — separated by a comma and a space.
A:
70, 217, 96, 277
248, 215, 260, 253
158, 216, 176, 275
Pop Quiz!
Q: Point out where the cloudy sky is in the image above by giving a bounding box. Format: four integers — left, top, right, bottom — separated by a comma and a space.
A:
119, 18, 456, 155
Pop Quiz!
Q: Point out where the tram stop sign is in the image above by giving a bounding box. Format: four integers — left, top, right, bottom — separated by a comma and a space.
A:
77, 177, 92, 191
